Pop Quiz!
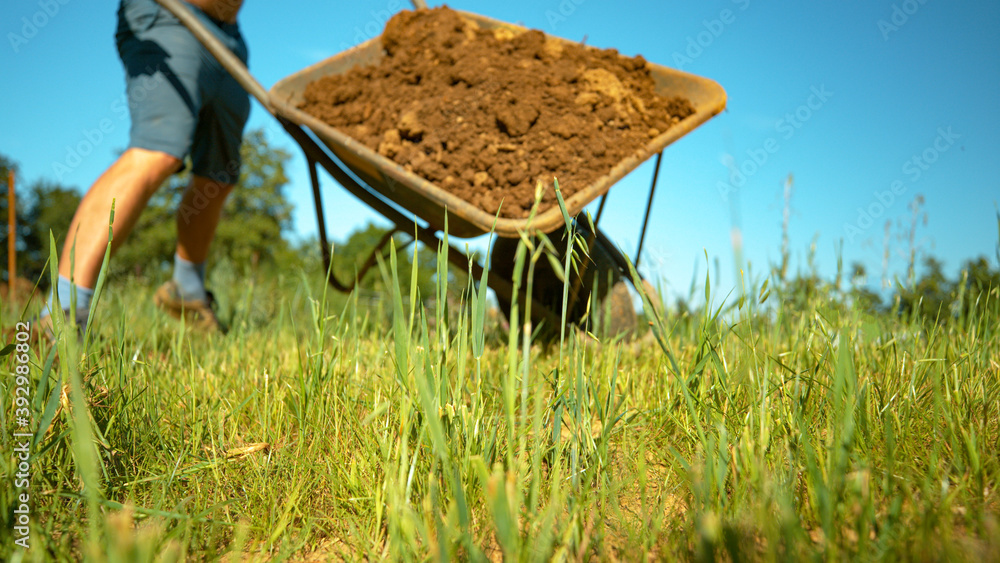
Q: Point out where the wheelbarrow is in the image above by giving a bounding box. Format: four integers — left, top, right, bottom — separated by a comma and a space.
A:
153, 0, 726, 333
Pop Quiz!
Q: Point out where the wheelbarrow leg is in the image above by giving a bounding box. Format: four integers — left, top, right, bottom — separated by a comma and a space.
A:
307, 156, 335, 283
634, 151, 663, 270
307, 154, 403, 292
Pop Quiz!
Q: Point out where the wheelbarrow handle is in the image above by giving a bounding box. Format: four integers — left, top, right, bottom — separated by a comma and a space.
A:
152, 0, 275, 115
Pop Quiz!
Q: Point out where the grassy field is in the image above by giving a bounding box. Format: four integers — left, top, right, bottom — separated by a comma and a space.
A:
2, 224, 999, 562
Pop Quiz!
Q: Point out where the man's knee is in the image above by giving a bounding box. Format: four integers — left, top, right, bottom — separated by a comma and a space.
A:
122, 147, 183, 181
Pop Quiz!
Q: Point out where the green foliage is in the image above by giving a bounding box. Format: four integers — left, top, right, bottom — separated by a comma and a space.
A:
3, 156, 999, 562
895, 256, 951, 319
848, 261, 883, 313
761, 252, 998, 327
212, 128, 294, 266
1, 154, 82, 287
333, 221, 467, 302
21, 181, 83, 284
2, 129, 296, 289
894, 255, 1000, 323
5, 230, 998, 561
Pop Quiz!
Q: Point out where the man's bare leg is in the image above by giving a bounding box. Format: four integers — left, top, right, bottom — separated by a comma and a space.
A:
175, 175, 235, 264
59, 147, 181, 288
169, 175, 235, 301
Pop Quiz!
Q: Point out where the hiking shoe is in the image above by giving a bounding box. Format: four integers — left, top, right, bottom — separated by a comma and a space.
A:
153, 280, 223, 333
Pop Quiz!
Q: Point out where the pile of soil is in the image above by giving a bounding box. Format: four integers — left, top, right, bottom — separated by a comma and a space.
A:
299, 7, 694, 219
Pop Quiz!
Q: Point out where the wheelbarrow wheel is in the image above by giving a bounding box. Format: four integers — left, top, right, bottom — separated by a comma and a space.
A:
489, 215, 637, 340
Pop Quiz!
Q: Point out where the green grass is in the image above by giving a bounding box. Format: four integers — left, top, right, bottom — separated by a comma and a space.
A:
2, 228, 999, 562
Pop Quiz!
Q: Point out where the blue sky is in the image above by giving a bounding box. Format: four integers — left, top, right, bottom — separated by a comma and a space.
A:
2, 0, 998, 300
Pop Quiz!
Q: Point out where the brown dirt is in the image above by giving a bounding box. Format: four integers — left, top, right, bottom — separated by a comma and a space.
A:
299, 6, 694, 219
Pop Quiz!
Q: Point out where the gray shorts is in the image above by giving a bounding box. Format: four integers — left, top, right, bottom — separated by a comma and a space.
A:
116, 0, 250, 184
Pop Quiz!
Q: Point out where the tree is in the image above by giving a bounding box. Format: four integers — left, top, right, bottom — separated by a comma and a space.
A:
329, 221, 474, 306
333, 222, 436, 298
112, 128, 294, 279
896, 256, 951, 320
21, 181, 82, 284
952, 256, 1000, 320
211, 128, 293, 266
1, 154, 82, 288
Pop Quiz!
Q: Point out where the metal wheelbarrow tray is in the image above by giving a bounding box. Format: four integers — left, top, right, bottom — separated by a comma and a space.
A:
269, 10, 727, 239
152, 0, 725, 331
